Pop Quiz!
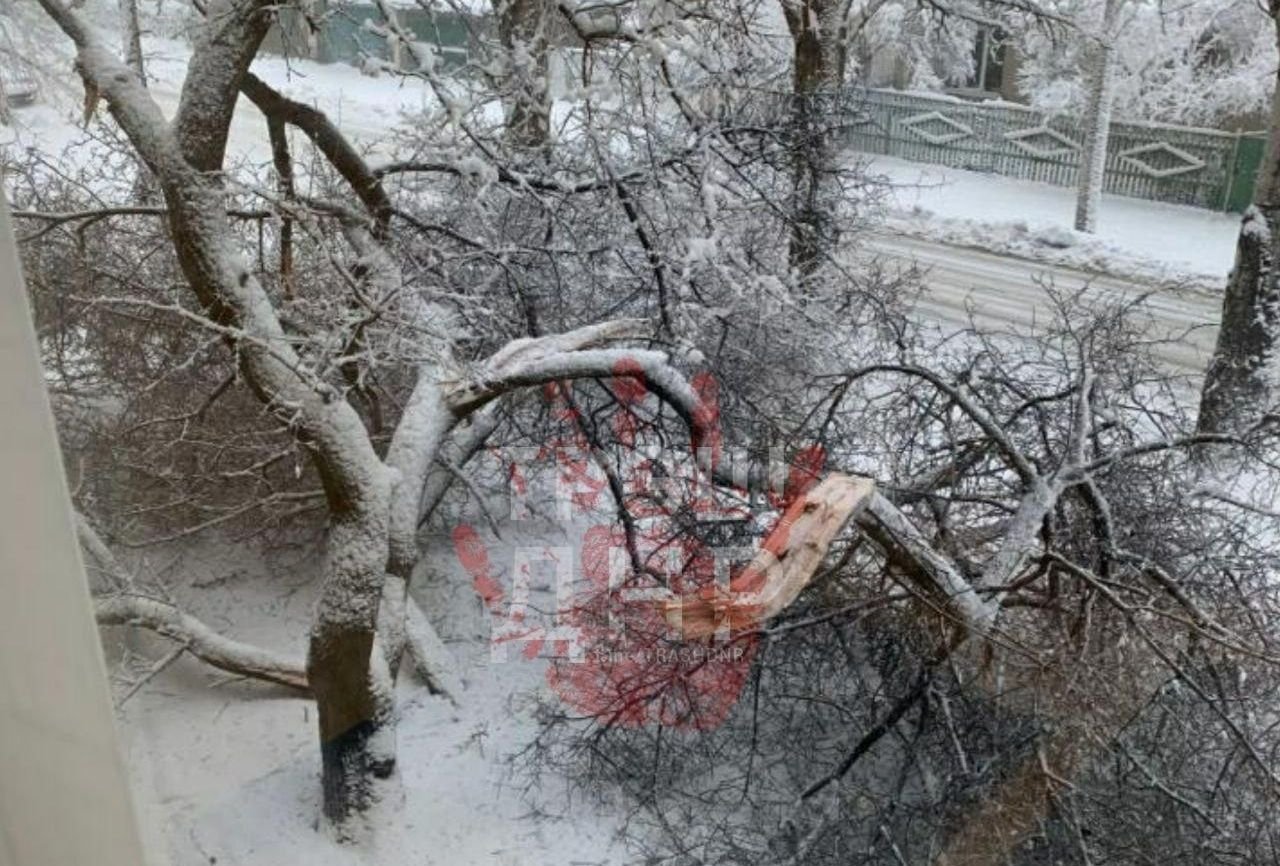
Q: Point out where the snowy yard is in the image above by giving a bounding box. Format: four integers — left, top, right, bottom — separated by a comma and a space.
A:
2, 35, 432, 161
112, 527, 627, 866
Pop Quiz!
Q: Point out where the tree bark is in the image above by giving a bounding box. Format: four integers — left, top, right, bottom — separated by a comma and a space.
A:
120, 0, 145, 84
1073, 0, 1120, 233
783, 0, 844, 281
1198, 10, 1280, 434
265, 115, 295, 298
172, 0, 274, 173
495, 0, 551, 152
308, 478, 395, 830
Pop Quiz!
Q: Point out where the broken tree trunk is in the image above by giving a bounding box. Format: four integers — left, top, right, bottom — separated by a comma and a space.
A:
662, 475, 876, 639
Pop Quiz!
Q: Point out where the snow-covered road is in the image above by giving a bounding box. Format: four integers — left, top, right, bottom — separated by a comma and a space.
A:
864, 233, 1222, 373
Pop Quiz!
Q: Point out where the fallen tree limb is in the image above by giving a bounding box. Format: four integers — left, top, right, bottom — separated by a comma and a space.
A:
404, 596, 464, 704
854, 492, 1000, 635
661, 475, 877, 639
95, 594, 310, 693
76, 509, 310, 694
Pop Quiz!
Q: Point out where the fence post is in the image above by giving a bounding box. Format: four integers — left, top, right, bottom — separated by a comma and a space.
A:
1222, 130, 1243, 213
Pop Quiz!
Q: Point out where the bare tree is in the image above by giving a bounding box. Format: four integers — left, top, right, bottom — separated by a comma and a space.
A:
31, 0, 848, 829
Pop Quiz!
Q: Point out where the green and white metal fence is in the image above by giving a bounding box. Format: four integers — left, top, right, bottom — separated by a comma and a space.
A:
841, 88, 1264, 213
266, 3, 476, 72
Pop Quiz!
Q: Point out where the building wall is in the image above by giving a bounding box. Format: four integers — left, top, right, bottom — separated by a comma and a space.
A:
0, 195, 153, 866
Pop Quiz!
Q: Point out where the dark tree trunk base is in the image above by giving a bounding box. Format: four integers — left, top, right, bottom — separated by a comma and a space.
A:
320, 718, 396, 829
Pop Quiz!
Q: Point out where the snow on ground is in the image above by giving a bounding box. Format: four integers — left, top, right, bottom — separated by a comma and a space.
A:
1, 32, 435, 164
147, 36, 438, 157
864, 154, 1241, 285
108, 523, 627, 866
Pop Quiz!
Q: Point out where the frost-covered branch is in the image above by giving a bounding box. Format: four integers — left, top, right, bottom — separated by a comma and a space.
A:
77, 511, 309, 693
855, 492, 1000, 634
844, 364, 1040, 483
95, 595, 310, 693
173, 0, 276, 171
418, 404, 504, 527
13, 205, 270, 242
241, 72, 394, 234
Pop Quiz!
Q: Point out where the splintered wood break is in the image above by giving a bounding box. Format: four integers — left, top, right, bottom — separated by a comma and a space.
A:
661, 474, 876, 640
